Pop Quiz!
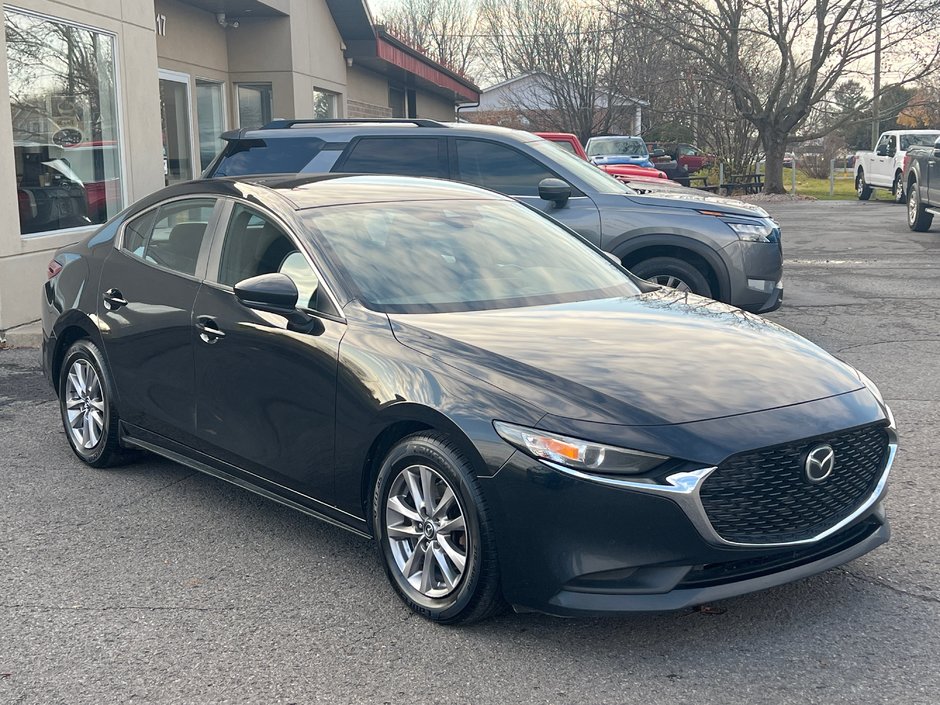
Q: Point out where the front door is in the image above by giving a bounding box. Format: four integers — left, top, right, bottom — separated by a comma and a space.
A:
192, 201, 345, 502
98, 197, 219, 442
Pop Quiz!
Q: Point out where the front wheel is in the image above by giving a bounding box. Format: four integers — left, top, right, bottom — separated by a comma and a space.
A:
892, 173, 905, 204
908, 181, 934, 232
373, 433, 506, 624
628, 256, 713, 298
856, 170, 872, 201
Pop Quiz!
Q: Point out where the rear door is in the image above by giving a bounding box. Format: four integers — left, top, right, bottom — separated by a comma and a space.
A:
98, 197, 220, 443
452, 138, 602, 247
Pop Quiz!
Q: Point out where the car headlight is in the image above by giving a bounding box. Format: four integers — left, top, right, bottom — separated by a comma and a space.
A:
724, 220, 776, 242
493, 421, 668, 475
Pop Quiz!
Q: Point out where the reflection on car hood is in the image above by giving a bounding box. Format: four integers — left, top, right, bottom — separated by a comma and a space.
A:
389, 290, 862, 426
626, 190, 770, 218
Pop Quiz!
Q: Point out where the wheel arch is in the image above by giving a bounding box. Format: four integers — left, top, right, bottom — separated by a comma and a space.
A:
614, 235, 730, 301
51, 312, 106, 395
358, 403, 490, 528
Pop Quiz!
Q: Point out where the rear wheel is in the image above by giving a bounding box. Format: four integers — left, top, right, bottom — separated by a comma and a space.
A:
908, 180, 934, 232
892, 173, 905, 204
58, 340, 131, 468
373, 433, 506, 624
628, 256, 712, 298
856, 170, 872, 201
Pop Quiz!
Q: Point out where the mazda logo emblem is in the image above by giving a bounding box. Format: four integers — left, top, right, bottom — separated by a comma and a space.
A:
804, 444, 836, 483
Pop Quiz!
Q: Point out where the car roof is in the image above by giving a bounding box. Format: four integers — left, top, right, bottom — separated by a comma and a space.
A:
162, 173, 510, 211
221, 119, 543, 146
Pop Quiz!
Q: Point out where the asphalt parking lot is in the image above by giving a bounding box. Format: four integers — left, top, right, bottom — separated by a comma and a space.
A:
2, 198, 938, 705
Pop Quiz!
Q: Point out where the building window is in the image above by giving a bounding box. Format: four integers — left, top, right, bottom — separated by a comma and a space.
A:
5, 8, 123, 235
237, 83, 272, 129
159, 70, 193, 186
313, 88, 338, 119
196, 80, 225, 172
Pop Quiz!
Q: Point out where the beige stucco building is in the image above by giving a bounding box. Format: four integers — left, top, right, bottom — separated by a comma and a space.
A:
0, 0, 478, 338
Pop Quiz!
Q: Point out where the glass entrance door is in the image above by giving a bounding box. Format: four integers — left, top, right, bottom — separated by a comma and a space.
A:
159, 70, 194, 186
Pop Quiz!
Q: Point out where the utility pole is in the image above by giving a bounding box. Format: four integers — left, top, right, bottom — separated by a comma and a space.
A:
871, 0, 882, 148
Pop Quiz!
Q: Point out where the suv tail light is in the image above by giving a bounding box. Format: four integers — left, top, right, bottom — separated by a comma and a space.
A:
47, 258, 63, 279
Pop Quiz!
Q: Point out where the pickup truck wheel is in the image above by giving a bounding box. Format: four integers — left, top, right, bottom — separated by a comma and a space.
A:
856, 170, 872, 201
629, 257, 712, 298
892, 173, 905, 204
908, 182, 934, 232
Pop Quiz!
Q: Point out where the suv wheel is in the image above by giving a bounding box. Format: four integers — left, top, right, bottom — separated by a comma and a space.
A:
908, 181, 934, 232
629, 257, 712, 298
856, 170, 872, 200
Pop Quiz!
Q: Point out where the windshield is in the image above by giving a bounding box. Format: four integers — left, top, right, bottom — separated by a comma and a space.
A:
529, 139, 633, 195
586, 137, 649, 158
900, 133, 940, 150
302, 199, 640, 314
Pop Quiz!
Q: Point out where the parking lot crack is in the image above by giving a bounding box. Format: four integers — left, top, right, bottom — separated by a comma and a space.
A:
837, 568, 940, 605
834, 338, 940, 353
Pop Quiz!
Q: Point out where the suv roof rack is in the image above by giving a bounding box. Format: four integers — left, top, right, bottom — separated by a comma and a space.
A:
261, 118, 447, 129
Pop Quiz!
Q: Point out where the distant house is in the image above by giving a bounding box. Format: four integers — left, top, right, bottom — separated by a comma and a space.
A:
458, 71, 646, 136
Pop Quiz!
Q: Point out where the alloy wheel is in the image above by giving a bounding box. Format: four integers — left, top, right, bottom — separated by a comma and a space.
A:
648, 274, 692, 292
909, 188, 918, 225
64, 359, 105, 450
385, 464, 468, 598
895, 178, 904, 202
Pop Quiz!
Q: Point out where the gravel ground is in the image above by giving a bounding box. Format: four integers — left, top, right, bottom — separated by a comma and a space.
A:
1, 198, 938, 704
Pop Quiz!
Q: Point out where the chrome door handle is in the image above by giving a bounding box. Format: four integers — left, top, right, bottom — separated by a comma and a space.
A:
195, 316, 225, 344
103, 288, 128, 311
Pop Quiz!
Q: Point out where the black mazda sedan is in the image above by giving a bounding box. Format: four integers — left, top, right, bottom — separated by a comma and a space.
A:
42, 175, 896, 623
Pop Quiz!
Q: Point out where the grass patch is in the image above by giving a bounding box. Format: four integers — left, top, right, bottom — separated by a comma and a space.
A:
779, 167, 896, 201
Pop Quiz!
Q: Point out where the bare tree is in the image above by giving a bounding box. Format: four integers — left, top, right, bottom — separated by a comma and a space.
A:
611, 0, 940, 193
378, 0, 480, 76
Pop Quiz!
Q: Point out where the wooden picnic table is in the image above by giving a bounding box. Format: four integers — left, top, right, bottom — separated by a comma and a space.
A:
723, 173, 764, 195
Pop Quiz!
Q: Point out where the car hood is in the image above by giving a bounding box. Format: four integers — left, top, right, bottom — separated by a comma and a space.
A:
624, 190, 771, 218
389, 290, 863, 426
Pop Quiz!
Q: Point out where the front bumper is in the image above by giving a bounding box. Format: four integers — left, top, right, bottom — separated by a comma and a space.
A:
480, 406, 894, 616
722, 239, 783, 313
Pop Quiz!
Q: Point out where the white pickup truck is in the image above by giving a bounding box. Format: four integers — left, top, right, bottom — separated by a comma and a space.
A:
855, 129, 940, 203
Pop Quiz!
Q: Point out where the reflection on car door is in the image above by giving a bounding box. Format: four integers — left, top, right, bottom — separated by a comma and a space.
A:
452, 138, 602, 247
98, 197, 219, 443
192, 201, 345, 502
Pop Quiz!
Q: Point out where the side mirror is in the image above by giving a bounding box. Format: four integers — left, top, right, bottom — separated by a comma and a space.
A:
234, 273, 298, 315
876, 145, 887, 157
538, 178, 571, 208
651, 148, 666, 157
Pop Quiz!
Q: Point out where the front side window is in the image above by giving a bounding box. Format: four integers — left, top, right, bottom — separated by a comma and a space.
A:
303, 199, 639, 314
217, 204, 326, 312
122, 199, 216, 277
5, 9, 124, 235
237, 83, 272, 129
339, 138, 446, 178
455, 140, 556, 196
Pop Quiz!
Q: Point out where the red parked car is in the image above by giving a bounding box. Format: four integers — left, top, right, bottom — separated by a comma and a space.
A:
646, 142, 714, 174
535, 132, 668, 180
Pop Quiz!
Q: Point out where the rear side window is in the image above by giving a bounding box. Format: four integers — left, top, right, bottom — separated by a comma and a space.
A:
455, 139, 556, 196
122, 199, 216, 276
212, 137, 326, 177
337, 137, 446, 178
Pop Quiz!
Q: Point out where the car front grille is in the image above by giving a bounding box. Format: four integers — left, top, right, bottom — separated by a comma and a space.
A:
699, 424, 890, 544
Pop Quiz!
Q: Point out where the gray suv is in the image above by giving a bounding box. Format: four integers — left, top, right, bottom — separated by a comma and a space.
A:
204, 119, 783, 312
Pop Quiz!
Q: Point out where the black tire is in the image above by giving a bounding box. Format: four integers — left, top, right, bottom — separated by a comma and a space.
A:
58, 340, 131, 468
856, 170, 872, 201
908, 180, 934, 232
892, 172, 905, 204
373, 432, 506, 624
628, 256, 713, 298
